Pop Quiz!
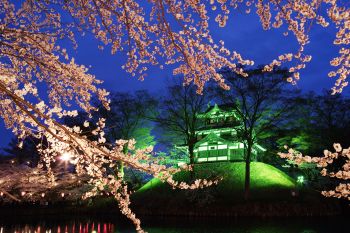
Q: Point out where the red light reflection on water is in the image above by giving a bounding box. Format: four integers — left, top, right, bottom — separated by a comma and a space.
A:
1, 221, 116, 233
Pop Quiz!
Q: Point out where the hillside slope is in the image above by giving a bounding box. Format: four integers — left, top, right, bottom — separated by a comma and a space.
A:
136, 162, 295, 200
130, 162, 325, 216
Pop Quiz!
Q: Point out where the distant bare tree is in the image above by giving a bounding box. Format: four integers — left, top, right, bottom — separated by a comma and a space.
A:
152, 80, 209, 178
216, 67, 299, 200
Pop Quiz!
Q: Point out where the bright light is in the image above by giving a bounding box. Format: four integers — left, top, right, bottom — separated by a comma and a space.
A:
297, 175, 305, 184
60, 152, 72, 162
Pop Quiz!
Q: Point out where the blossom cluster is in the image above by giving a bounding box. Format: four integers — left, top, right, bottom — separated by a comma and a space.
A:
83, 0, 347, 93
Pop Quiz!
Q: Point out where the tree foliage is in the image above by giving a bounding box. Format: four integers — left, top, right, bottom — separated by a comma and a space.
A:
277, 91, 350, 155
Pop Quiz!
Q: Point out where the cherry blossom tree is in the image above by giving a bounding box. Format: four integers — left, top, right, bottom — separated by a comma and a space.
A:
0, 0, 349, 232
0, 162, 91, 203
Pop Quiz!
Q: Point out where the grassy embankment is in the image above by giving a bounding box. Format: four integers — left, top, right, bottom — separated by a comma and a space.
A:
132, 162, 341, 216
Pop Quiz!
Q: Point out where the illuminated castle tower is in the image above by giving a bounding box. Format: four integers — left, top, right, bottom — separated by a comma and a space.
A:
193, 103, 266, 163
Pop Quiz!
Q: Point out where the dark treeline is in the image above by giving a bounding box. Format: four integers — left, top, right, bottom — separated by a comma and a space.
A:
2, 67, 350, 193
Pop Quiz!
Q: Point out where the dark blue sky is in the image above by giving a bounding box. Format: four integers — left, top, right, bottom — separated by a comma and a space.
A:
0, 9, 345, 149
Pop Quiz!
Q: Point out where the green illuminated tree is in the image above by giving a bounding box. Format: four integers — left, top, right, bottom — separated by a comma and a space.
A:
273, 92, 318, 158
94, 91, 156, 177
63, 91, 157, 178
216, 67, 299, 200
311, 91, 350, 150
271, 91, 350, 190
277, 91, 350, 155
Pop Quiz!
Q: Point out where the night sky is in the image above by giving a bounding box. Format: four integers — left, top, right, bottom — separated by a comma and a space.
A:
0, 9, 345, 149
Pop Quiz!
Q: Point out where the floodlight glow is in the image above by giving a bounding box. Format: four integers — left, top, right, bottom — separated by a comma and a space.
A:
297, 175, 305, 184
60, 152, 72, 162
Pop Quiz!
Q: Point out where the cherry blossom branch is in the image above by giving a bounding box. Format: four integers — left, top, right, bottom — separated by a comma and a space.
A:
279, 143, 350, 200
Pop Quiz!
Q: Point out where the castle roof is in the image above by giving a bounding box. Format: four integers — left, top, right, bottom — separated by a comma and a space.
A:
203, 103, 236, 114
197, 103, 240, 120
194, 133, 233, 147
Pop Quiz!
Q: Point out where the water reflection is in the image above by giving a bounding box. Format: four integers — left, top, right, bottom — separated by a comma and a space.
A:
0, 222, 116, 233
0, 216, 346, 233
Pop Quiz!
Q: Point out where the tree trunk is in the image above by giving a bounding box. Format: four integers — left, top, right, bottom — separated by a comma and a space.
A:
119, 162, 124, 179
188, 143, 195, 180
118, 146, 128, 179
244, 142, 252, 201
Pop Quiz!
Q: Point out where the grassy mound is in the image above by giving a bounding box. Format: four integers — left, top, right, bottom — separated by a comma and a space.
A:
131, 162, 319, 217
136, 162, 295, 201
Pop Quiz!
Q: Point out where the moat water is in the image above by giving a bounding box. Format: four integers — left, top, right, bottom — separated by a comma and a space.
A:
0, 215, 347, 233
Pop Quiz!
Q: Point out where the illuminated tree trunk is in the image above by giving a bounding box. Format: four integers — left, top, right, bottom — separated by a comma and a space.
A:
118, 146, 128, 179
119, 162, 125, 179
188, 142, 195, 180
244, 141, 253, 201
